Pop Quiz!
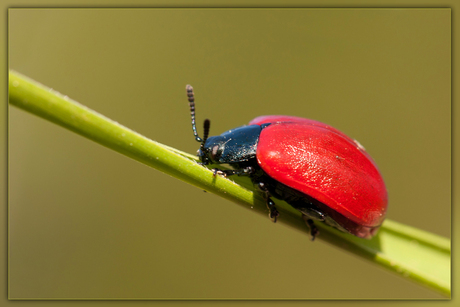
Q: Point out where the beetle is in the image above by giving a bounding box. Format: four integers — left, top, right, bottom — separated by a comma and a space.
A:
185, 85, 388, 240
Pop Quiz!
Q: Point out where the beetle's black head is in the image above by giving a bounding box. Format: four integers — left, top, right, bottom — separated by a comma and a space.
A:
197, 134, 232, 165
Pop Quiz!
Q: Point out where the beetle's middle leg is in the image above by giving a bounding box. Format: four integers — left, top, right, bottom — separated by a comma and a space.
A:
257, 182, 280, 223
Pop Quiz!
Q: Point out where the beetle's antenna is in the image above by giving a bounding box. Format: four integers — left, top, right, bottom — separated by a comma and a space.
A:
186, 84, 203, 142
202, 119, 210, 145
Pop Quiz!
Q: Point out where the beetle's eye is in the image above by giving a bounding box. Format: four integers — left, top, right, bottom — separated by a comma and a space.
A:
211, 144, 221, 160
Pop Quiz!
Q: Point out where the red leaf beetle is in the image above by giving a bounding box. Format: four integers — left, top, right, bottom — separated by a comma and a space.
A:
186, 85, 388, 240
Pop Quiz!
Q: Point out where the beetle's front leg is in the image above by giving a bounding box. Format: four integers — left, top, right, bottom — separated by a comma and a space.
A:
211, 166, 255, 177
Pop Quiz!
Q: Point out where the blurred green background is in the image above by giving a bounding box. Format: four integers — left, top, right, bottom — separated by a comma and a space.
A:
9, 8, 450, 299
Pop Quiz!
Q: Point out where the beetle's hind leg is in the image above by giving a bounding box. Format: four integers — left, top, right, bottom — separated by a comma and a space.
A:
257, 182, 280, 223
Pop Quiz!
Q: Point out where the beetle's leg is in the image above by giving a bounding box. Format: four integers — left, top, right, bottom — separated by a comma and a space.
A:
257, 182, 280, 223
212, 166, 254, 177
266, 197, 280, 223
302, 215, 319, 241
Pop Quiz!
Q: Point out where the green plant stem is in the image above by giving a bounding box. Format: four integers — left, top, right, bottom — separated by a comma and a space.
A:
8, 70, 451, 297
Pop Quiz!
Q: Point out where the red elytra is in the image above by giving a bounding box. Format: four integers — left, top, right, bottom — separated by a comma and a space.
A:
250, 115, 388, 238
